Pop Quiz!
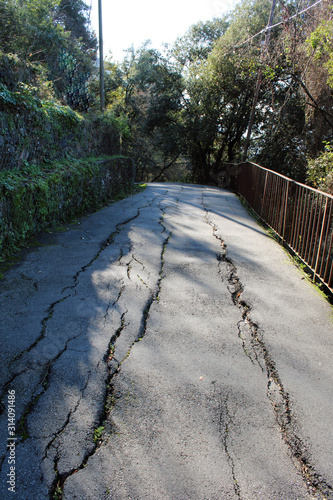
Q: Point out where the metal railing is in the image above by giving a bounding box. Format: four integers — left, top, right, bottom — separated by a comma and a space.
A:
229, 161, 333, 294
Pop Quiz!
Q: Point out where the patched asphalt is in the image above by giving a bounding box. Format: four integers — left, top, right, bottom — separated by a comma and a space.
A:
0, 183, 332, 500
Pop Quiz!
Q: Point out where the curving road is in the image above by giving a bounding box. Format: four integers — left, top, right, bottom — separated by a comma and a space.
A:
0, 183, 332, 499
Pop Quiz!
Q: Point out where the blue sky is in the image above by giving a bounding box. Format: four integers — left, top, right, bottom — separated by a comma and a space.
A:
88, 0, 237, 62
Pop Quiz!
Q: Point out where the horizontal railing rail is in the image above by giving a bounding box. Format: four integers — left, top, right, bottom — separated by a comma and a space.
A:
229, 162, 333, 294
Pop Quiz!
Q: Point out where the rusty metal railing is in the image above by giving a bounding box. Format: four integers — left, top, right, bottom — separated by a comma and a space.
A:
229, 161, 333, 294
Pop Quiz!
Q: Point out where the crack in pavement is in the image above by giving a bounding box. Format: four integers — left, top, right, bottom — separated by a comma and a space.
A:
42, 370, 93, 459
46, 371, 94, 495
203, 194, 333, 500
129, 253, 151, 289
102, 279, 125, 327
216, 249, 265, 369
216, 390, 242, 499
0, 295, 71, 416
125, 253, 146, 282
1, 325, 89, 467
47, 309, 126, 499
0, 209, 143, 411
62, 209, 142, 295
105, 310, 128, 374
0, 200, 165, 488
50, 203, 174, 499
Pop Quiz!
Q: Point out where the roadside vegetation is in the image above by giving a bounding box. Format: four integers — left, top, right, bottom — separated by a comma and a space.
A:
87, 0, 333, 188
1, 0, 332, 185
0, 0, 332, 260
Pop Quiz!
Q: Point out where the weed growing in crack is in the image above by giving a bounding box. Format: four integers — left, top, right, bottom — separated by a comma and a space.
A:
51, 455, 65, 500
41, 362, 51, 390
47, 200, 173, 497
53, 486, 63, 500
137, 274, 149, 288
105, 394, 116, 415
49, 427, 105, 499
93, 426, 105, 444
106, 345, 115, 363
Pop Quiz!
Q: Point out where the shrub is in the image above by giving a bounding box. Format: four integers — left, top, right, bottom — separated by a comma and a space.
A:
307, 142, 333, 194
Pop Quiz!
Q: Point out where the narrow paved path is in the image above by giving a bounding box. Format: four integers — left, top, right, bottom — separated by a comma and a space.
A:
0, 184, 332, 500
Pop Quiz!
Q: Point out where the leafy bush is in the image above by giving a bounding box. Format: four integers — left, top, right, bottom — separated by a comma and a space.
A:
0, 79, 124, 172
306, 142, 333, 194
307, 19, 333, 89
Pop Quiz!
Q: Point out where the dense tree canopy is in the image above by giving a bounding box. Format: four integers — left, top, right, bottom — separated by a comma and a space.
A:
1, 0, 332, 190
102, 0, 332, 187
0, 0, 97, 107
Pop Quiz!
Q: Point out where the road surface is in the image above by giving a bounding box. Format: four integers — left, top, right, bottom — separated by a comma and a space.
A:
0, 183, 332, 499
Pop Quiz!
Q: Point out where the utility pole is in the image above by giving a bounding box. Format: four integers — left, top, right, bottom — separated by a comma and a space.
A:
98, 0, 105, 112
243, 0, 277, 160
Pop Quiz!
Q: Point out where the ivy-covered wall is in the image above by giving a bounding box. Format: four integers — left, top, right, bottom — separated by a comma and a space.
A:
0, 80, 120, 171
0, 156, 135, 261
0, 67, 136, 262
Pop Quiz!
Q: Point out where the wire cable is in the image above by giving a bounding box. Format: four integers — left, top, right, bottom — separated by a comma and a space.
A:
234, 0, 325, 49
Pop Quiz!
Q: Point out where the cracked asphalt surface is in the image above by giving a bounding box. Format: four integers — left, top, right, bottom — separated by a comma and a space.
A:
0, 183, 333, 499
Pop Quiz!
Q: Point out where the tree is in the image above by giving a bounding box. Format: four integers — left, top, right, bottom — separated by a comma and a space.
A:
117, 44, 185, 181
56, 0, 96, 51
172, 17, 229, 68
0, 0, 97, 108
175, 0, 273, 183
181, 41, 259, 183
248, 0, 333, 181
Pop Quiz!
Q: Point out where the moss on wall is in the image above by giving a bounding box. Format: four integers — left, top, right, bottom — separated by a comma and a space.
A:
0, 82, 120, 171
0, 156, 135, 261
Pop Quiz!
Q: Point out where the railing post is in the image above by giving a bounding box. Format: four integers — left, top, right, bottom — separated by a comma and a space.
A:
314, 197, 328, 281
282, 180, 289, 242
261, 170, 268, 219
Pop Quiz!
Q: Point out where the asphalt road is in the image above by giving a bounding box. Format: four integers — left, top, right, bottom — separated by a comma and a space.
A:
0, 183, 332, 500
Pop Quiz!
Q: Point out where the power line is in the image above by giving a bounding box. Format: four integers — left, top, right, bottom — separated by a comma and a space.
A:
242, 0, 326, 160
270, 0, 324, 29
234, 0, 325, 50
243, 0, 278, 160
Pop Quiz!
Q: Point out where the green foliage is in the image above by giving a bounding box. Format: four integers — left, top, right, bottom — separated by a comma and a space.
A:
114, 44, 186, 181
0, 0, 97, 108
0, 83, 16, 106
0, 82, 86, 169
93, 426, 104, 443
307, 142, 333, 194
221, 0, 271, 46
0, 156, 134, 261
172, 17, 229, 67
180, 36, 259, 182
1, 0, 333, 189
307, 19, 333, 88
53, 487, 63, 500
